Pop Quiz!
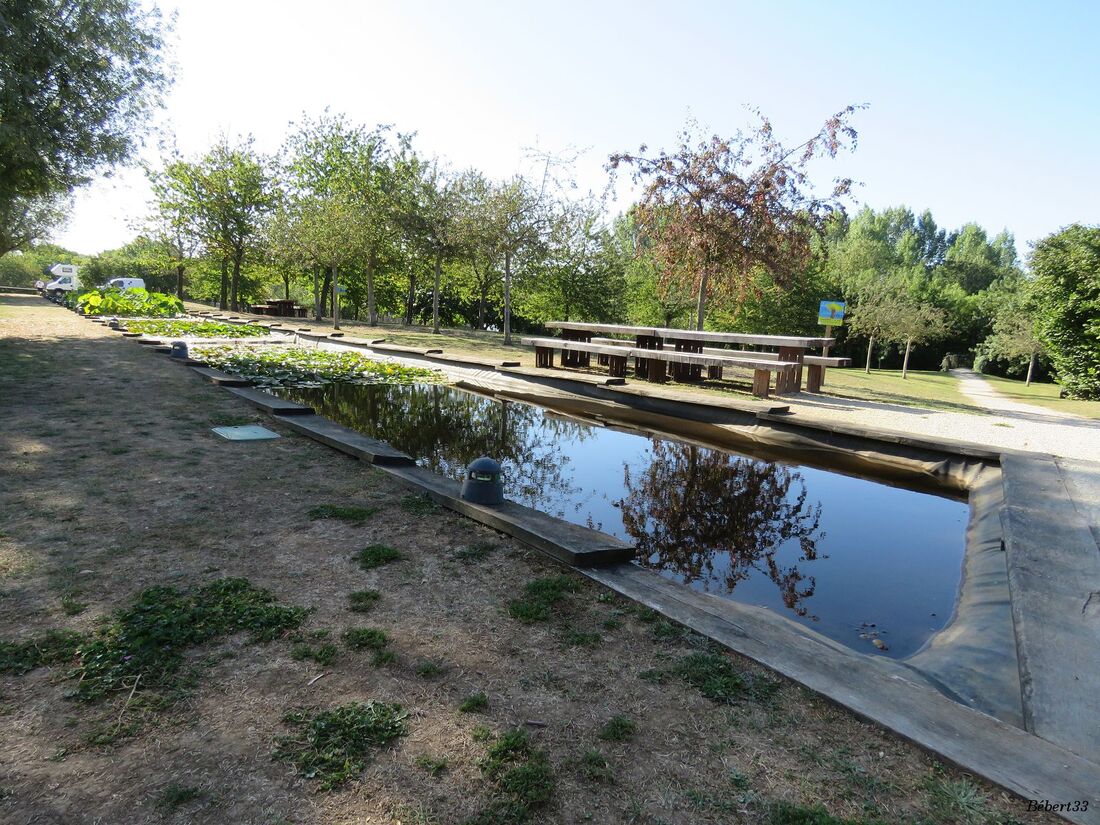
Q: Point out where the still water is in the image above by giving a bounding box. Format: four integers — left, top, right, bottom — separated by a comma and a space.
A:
278, 382, 968, 658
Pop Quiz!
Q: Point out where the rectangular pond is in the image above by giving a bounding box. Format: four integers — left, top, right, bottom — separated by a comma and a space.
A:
277, 382, 968, 659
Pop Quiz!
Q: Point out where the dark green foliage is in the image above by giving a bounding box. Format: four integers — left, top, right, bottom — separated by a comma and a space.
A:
308, 504, 377, 523
597, 715, 637, 742
74, 578, 306, 700
343, 627, 388, 651
348, 590, 381, 613
192, 345, 441, 388
371, 649, 397, 666
767, 801, 888, 825
124, 320, 269, 338
460, 692, 489, 713
453, 541, 498, 563
273, 702, 408, 790
0, 629, 84, 675
415, 754, 448, 776
466, 727, 555, 823
471, 724, 494, 742
400, 493, 438, 515
353, 544, 403, 569
507, 575, 577, 624
670, 652, 780, 704
561, 627, 601, 647
60, 595, 87, 616
578, 749, 613, 783
652, 618, 687, 641
415, 660, 443, 678
156, 783, 201, 811
1032, 224, 1100, 398
291, 642, 338, 666
73, 287, 183, 317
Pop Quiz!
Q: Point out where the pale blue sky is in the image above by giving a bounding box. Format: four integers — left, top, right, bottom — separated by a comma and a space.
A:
57, 0, 1100, 259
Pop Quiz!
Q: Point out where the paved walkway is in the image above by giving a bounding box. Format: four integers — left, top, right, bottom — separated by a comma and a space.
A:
951, 368, 1080, 419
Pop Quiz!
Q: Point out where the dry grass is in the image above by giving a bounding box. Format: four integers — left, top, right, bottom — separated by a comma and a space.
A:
0, 295, 1060, 824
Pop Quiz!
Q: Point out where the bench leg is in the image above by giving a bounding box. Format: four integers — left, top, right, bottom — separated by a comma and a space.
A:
597, 353, 609, 367
609, 355, 627, 378
806, 364, 824, 393
707, 366, 723, 380
648, 359, 667, 383
752, 369, 771, 398
535, 347, 554, 368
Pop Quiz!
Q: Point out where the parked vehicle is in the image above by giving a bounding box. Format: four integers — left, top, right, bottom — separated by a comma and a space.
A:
44, 264, 80, 297
106, 277, 146, 291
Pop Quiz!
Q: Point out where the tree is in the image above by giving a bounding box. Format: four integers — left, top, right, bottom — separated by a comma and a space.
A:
976, 275, 1045, 384
1031, 225, 1100, 399
609, 107, 862, 330
146, 154, 202, 298
849, 279, 951, 377
0, 0, 170, 251
402, 160, 465, 333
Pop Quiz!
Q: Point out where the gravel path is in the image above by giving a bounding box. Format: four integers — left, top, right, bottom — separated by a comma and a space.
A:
784, 370, 1100, 462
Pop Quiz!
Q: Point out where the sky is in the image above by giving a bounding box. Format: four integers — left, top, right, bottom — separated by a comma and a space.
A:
54, 0, 1100, 260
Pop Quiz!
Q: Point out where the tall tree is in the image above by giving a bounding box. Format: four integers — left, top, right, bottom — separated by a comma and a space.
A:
609, 107, 862, 329
849, 280, 951, 378
146, 154, 202, 298
0, 0, 170, 253
402, 160, 465, 333
977, 275, 1045, 385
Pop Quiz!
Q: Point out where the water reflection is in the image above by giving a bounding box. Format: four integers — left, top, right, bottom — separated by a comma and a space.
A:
620, 442, 824, 618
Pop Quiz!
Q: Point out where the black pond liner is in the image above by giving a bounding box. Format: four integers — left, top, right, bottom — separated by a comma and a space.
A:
275, 381, 968, 659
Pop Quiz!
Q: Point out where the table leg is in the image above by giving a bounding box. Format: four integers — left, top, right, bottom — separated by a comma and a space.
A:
777, 346, 806, 392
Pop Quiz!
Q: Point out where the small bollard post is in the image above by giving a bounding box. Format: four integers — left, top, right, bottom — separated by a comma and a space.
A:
170, 341, 189, 360
460, 457, 504, 505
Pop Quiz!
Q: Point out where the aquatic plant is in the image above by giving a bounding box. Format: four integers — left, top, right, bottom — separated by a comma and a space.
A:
123, 319, 269, 337
69, 287, 184, 317
191, 345, 441, 387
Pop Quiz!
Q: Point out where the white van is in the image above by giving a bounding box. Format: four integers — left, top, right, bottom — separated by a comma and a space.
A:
44, 264, 80, 296
107, 277, 146, 291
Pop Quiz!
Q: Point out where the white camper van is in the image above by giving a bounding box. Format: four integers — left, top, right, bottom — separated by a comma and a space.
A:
44, 264, 80, 296
106, 277, 146, 291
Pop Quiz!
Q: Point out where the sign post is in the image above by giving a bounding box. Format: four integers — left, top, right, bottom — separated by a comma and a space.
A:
816, 300, 846, 383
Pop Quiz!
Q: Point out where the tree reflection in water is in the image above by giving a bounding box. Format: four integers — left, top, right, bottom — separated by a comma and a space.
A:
282, 384, 591, 519
620, 441, 825, 618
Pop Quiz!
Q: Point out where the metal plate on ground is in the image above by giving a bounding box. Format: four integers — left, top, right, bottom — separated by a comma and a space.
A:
211, 425, 280, 441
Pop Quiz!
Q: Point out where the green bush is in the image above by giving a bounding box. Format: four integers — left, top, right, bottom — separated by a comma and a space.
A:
70, 287, 184, 318
1032, 224, 1100, 399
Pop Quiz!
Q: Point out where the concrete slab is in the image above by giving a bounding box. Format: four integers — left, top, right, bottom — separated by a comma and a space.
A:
224, 387, 313, 416
1001, 454, 1100, 760
277, 414, 414, 466
379, 465, 634, 567
190, 366, 251, 387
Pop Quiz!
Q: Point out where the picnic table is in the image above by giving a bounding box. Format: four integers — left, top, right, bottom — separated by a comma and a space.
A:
251, 299, 308, 318
540, 321, 839, 394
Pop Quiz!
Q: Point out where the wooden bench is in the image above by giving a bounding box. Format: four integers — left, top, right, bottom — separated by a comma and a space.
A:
523, 337, 798, 397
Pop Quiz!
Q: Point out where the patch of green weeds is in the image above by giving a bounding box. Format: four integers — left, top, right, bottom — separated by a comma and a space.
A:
372, 649, 397, 666
273, 702, 408, 790
578, 749, 613, 783
766, 801, 887, 824
635, 607, 660, 623
924, 774, 992, 825
598, 714, 637, 742
291, 642, 338, 666
415, 660, 443, 678
601, 618, 622, 631
156, 782, 202, 811
453, 541, 498, 563
400, 494, 438, 516
650, 652, 780, 704
561, 626, 601, 647
415, 754, 448, 776
60, 594, 87, 616
308, 504, 377, 523
0, 629, 84, 675
465, 727, 554, 824
471, 724, 494, 742
343, 627, 388, 651
652, 619, 687, 642
507, 575, 577, 624
348, 589, 380, 613
460, 692, 489, 713
354, 544, 403, 570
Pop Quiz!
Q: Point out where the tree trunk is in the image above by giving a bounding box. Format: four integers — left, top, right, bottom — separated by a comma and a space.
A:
864, 336, 874, 373
218, 259, 228, 310
432, 251, 442, 334
902, 338, 913, 378
283, 273, 290, 300
331, 265, 340, 330
230, 255, 242, 312
320, 268, 332, 317
1026, 351, 1037, 386
367, 250, 377, 326
503, 249, 513, 345
313, 266, 321, 321
175, 264, 185, 299
477, 281, 487, 330
695, 270, 710, 331
404, 270, 416, 326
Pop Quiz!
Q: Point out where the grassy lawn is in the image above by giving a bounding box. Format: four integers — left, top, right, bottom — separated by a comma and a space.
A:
979, 374, 1100, 420
0, 295, 1058, 825
818, 368, 984, 415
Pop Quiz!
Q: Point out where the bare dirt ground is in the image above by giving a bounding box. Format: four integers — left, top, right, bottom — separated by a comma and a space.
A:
0, 295, 1062, 825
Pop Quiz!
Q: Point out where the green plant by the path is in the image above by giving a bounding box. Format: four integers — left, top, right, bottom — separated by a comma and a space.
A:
578, 749, 614, 783
156, 783, 202, 812
354, 544, 403, 569
642, 651, 780, 704
507, 575, 577, 624
459, 692, 489, 713
291, 642, 338, 666
273, 702, 408, 790
0, 578, 305, 700
766, 801, 888, 825
69, 287, 184, 317
348, 590, 380, 613
343, 627, 388, 651
308, 504, 377, 523
415, 754, 448, 776
465, 727, 555, 824
191, 344, 441, 388
597, 714, 637, 742
124, 319, 269, 338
